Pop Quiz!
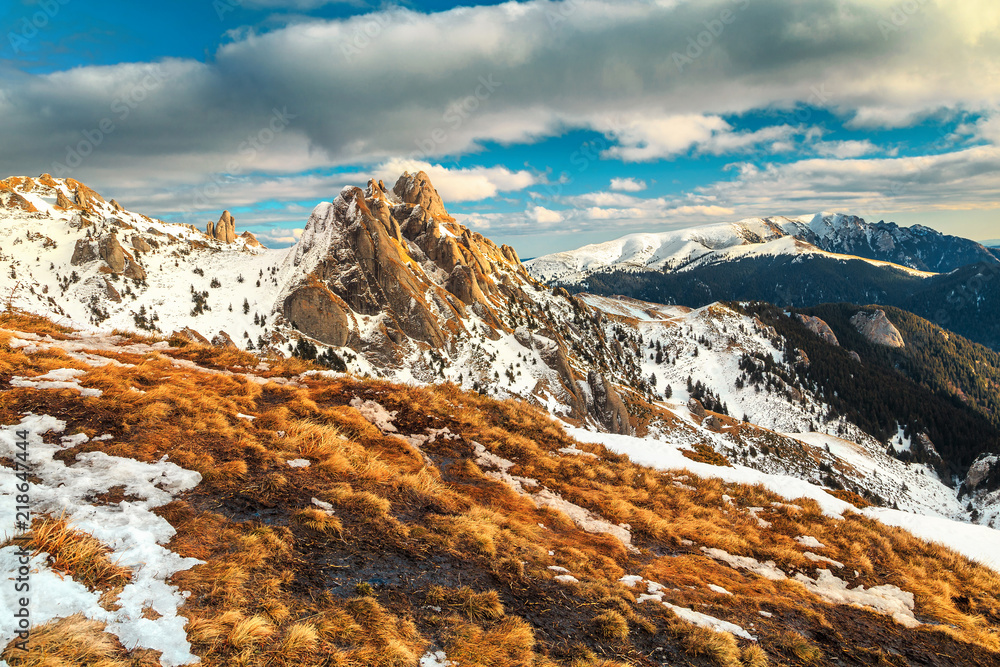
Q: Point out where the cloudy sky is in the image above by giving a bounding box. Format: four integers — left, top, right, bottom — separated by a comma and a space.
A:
3, 0, 999, 254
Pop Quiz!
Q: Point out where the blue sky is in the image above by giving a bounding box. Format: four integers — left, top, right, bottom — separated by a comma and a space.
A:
2, 0, 998, 255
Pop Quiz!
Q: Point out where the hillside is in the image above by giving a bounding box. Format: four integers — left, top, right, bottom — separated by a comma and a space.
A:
4, 312, 1000, 666
545, 254, 1000, 352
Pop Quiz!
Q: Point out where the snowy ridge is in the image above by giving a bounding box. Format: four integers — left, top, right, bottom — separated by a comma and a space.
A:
525, 214, 937, 284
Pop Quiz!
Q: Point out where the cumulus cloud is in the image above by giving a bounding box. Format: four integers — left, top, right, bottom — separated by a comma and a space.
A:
526, 205, 564, 224
813, 140, 880, 159
1, 0, 998, 241
610, 177, 647, 191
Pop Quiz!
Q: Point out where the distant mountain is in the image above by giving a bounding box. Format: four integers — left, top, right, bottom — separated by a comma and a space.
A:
528, 216, 1000, 351
527, 214, 998, 284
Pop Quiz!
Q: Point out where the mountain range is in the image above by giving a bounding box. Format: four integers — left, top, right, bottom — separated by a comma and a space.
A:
527, 216, 1000, 351
5, 172, 1000, 665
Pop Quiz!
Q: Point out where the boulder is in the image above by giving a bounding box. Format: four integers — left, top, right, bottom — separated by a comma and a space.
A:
172, 327, 210, 345
71, 239, 98, 265
703, 415, 723, 431
131, 236, 152, 253
98, 234, 127, 273
850, 309, 904, 348
56, 190, 73, 209
103, 278, 122, 303
795, 314, 839, 346
283, 284, 353, 347
965, 455, 999, 491
687, 398, 708, 418
212, 331, 238, 349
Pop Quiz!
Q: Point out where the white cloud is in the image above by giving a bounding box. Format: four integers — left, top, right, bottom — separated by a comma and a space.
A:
610, 177, 647, 191
526, 205, 564, 224
813, 140, 879, 158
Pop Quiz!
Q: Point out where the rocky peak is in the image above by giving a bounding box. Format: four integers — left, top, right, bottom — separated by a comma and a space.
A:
392, 171, 450, 219
850, 309, 905, 348
208, 210, 237, 243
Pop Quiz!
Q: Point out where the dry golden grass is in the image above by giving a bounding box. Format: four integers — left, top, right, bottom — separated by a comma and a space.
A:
776, 631, 822, 664
677, 625, 741, 667
24, 516, 130, 592
293, 508, 344, 536
4, 314, 1000, 666
0, 615, 158, 667
591, 610, 629, 643
426, 586, 505, 621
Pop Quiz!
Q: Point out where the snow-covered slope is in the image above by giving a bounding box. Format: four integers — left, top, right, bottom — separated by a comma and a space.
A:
2, 174, 996, 535
525, 214, 957, 285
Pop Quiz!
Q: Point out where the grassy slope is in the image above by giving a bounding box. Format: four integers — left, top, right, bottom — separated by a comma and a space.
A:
2, 313, 1000, 667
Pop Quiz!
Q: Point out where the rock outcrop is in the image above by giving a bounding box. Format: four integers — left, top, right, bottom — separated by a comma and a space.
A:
98, 234, 127, 273
211, 331, 238, 349
208, 211, 237, 243
240, 230, 263, 248
97, 233, 146, 280
172, 328, 211, 345
965, 455, 999, 491
131, 236, 152, 253
850, 309, 904, 348
283, 283, 354, 348
587, 371, 633, 435
71, 239, 98, 265
796, 314, 839, 346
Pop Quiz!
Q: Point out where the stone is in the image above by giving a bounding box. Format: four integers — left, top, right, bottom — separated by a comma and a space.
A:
687, 398, 708, 418
283, 284, 353, 347
850, 309, 904, 348
71, 239, 98, 265
208, 210, 237, 243
103, 278, 122, 303
212, 331, 238, 349
240, 230, 263, 248
796, 313, 840, 346
172, 327, 210, 345
588, 371, 633, 435
131, 236, 152, 253
98, 234, 127, 273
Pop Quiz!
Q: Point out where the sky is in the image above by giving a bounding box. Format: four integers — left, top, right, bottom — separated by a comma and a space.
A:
2, 0, 999, 256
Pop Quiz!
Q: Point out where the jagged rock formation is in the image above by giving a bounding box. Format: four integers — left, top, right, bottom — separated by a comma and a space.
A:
172, 328, 210, 345
279, 171, 633, 432
587, 371, 633, 435
71, 239, 98, 265
965, 455, 999, 491
851, 309, 905, 348
208, 211, 237, 243
796, 314, 839, 346
240, 230, 263, 248
97, 233, 146, 280
211, 331, 237, 349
